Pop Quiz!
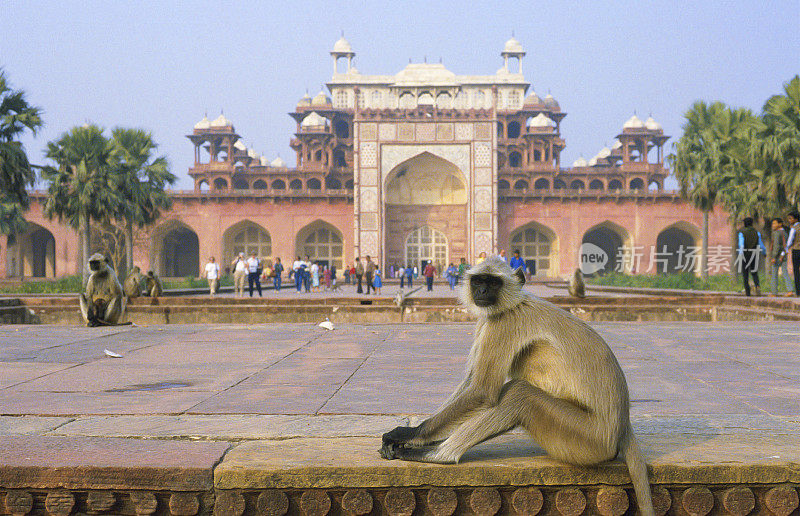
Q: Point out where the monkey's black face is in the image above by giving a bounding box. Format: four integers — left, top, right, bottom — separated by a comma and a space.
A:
470, 274, 504, 307
89, 260, 103, 272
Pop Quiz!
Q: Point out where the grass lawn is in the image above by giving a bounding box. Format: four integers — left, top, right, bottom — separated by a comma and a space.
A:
585, 271, 792, 294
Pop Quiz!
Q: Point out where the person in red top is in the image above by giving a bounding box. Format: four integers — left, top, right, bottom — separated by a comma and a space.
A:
423, 260, 436, 291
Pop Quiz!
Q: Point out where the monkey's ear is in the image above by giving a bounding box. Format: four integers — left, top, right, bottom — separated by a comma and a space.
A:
514, 267, 526, 286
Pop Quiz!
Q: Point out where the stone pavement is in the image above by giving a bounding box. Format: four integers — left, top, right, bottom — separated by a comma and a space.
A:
1, 322, 799, 515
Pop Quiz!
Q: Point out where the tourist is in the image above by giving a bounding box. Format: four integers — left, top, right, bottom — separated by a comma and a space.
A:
476, 251, 487, 265
365, 255, 376, 295
446, 263, 458, 290
247, 252, 262, 297
323, 265, 331, 291
330, 264, 338, 291
373, 266, 382, 295
398, 265, 406, 287
292, 255, 304, 292
498, 249, 507, 262
737, 217, 765, 297
231, 252, 246, 297
273, 257, 284, 292
389, 263, 395, 280
355, 257, 364, 293
262, 260, 273, 284
405, 264, 414, 287
786, 211, 800, 296
344, 265, 350, 285
203, 256, 220, 296
303, 255, 312, 292
310, 260, 320, 292
769, 218, 792, 296
424, 260, 436, 291
457, 257, 469, 285
510, 249, 525, 272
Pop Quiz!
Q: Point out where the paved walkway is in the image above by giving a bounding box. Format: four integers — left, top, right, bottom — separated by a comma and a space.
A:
0, 322, 798, 440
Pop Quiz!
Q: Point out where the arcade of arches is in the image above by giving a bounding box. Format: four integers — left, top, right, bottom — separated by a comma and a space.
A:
384, 153, 468, 268
4, 224, 56, 278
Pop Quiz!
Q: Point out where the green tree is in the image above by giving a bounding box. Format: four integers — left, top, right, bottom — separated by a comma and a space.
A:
0, 69, 43, 235
41, 125, 119, 282
110, 127, 175, 274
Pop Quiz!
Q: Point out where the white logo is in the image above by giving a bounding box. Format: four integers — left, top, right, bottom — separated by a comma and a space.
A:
579, 243, 608, 275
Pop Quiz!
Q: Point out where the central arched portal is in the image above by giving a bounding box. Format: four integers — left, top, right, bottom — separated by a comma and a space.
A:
154, 223, 199, 278
384, 152, 468, 269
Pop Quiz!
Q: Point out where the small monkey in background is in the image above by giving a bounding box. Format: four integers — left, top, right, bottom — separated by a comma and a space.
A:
381, 256, 654, 516
144, 270, 163, 297
79, 253, 127, 327
568, 268, 585, 298
124, 266, 144, 299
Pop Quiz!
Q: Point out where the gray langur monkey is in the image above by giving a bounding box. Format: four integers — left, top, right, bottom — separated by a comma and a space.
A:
144, 270, 163, 297
124, 266, 144, 299
381, 256, 654, 516
568, 268, 586, 298
79, 253, 127, 327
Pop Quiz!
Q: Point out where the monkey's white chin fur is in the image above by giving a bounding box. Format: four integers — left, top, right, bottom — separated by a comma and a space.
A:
460, 256, 528, 317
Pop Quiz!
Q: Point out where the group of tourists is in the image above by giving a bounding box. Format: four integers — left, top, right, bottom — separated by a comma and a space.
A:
740, 211, 800, 297
343, 256, 383, 295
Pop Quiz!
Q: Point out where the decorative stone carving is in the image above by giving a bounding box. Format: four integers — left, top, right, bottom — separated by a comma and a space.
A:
380, 144, 470, 184
475, 122, 492, 139
416, 123, 436, 141
475, 231, 493, 255
722, 487, 754, 516
475, 167, 492, 186
455, 122, 473, 140
86, 491, 116, 514
426, 488, 458, 516
5, 490, 33, 516
651, 486, 672, 516
360, 168, 378, 186
398, 123, 414, 141
384, 488, 415, 516
360, 142, 377, 167
474, 141, 492, 167
214, 491, 246, 516
682, 487, 714, 516
469, 487, 501, 515
360, 213, 378, 231
379, 123, 396, 140
130, 492, 158, 516
361, 231, 379, 257
475, 213, 492, 230
169, 493, 200, 516
300, 490, 331, 516
256, 490, 288, 516
436, 123, 454, 141
554, 488, 586, 516
44, 490, 75, 516
474, 186, 492, 212
596, 487, 629, 516
360, 188, 377, 212
765, 485, 799, 516
511, 488, 543, 515
342, 489, 373, 515
360, 123, 377, 141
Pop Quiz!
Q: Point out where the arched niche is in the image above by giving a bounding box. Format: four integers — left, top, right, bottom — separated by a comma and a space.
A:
223, 220, 272, 268
384, 152, 467, 205
581, 221, 632, 275
630, 178, 645, 190
498, 179, 510, 189
153, 221, 200, 277
13, 223, 56, 278
271, 179, 286, 190
655, 222, 701, 274
534, 178, 550, 189
296, 220, 344, 269
253, 179, 267, 190
213, 177, 229, 191
307, 178, 322, 190
608, 179, 623, 190
514, 179, 529, 190
507, 121, 521, 139
233, 178, 249, 190
570, 179, 585, 190
405, 226, 447, 271
509, 221, 559, 277
589, 179, 604, 190
289, 179, 303, 190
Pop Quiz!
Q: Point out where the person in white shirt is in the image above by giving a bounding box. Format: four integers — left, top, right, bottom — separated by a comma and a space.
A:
203, 257, 220, 296
246, 252, 262, 297
292, 255, 304, 292
231, 252, 246, 297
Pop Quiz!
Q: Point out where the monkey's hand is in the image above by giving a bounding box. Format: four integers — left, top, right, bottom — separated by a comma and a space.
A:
380, 426, 419, 460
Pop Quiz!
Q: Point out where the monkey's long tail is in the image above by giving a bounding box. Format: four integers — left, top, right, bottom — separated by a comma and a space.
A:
620, 428, 655, 516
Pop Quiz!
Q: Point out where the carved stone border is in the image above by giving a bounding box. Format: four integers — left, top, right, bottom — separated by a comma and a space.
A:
2, 484, 797, 515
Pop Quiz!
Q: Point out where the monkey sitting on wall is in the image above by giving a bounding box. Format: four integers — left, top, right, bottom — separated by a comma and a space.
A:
568, 268, 586, 298
380, 256, 654, 516
124, 266, 144, 299
144, 270, 163, 297
79, 253, 127, 327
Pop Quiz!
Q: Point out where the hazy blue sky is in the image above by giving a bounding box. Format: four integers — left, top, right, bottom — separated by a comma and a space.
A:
2, 1, 798, 189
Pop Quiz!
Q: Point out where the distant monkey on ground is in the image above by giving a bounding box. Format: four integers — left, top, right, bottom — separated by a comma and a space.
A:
568, 268, 586, 298
144, 270, 163, 297
79, 253, 127, 327
381, 256, 654, 516
124, 266, 144, 299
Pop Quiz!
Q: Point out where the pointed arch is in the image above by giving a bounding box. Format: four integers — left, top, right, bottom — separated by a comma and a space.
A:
223, 219, 272, 268
405, 226, 448, 270
151, 220, 200, 277
581, 220, 632, 275
295, 220, 344, 269
509, 221, 559, 277
384, 151, 467, 205
655, 221, 701, 274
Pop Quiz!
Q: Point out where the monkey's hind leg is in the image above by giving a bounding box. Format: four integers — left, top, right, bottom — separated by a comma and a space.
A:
79, 294, 91, 326
102, 296, 126, 325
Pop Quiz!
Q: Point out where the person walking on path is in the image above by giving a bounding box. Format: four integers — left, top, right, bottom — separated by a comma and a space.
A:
330, 264, 339, 291
737, 217, 766, 297
273, 257, 284, 292
292, 256, 304, 292
510, 249, 525, 272
247, 252, 262, 297
769, 218, 793, 296
303, 255, 312, 293
323, 265, 331, 291
203, 257, 220, 296
446, 263, 458, 290
424, 260, 436, 291
231, 252, 246, 297
310, 260, 320, 292
364, 255, 376, 295
398, 266, 406, 288
404, 264, 414, 288
457, 257, 469, 285
786, 211, 800, 296
373, 266, 382, 295
355, 257, 364, 294
344, 266, 350, 285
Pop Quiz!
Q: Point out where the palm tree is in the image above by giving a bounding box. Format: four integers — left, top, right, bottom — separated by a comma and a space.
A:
41, 125, 119, 282
0, 69, 43, 234
110, 127, 175, 274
